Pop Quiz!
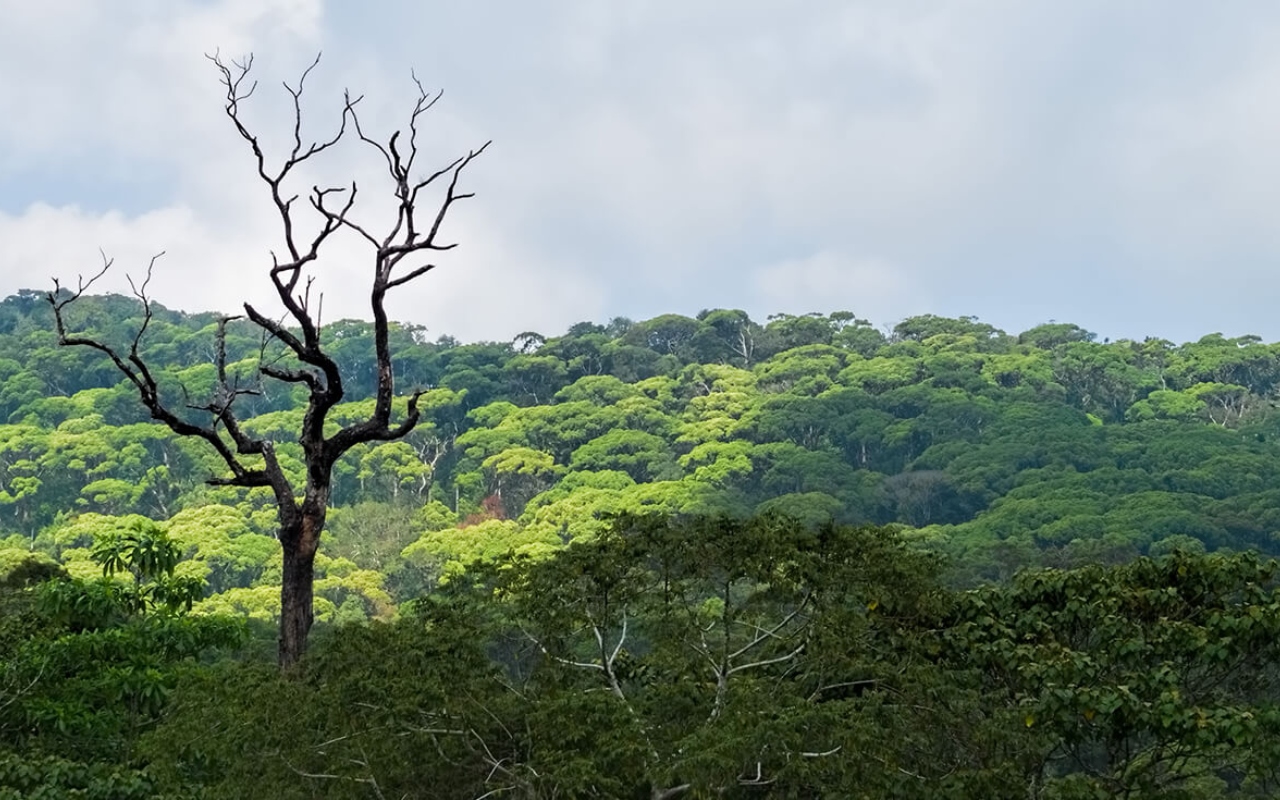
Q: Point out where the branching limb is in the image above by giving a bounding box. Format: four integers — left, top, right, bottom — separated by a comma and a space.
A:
727, 595, 811, 661
48, 254, 272, 490
522, 628, 604, 673
210, 54, 489, 473
209, 50, 357, 358
726, 643, 806, 677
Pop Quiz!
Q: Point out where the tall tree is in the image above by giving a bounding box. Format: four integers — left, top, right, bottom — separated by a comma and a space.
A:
47, 53, 488, 668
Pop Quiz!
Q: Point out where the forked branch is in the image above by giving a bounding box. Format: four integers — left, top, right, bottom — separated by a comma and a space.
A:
48, 254, 271, 490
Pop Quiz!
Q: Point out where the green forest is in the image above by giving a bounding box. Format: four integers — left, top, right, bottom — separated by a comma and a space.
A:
6, 292, 1280, 797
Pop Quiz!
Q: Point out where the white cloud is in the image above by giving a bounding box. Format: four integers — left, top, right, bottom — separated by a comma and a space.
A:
6, 2, 1280, 344
385, 208, 608, 342
0, 0, 323, 169
0, 201, 269, 310
0, 0, 552, 342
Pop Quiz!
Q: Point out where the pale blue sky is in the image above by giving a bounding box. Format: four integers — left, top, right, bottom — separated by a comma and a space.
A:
3, 1, 1280, 343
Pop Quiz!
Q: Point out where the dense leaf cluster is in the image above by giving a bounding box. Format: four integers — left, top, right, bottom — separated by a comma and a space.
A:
4, 293, 1280, 606
7, 293, 1280, 793
6, 515, 1280, 798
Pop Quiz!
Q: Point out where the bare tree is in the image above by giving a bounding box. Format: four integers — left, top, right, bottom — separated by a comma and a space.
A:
47, 53, 489, 668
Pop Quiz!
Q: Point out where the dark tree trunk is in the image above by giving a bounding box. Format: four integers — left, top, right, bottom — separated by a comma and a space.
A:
279, 530, 317, 669
278, 493, 326, 669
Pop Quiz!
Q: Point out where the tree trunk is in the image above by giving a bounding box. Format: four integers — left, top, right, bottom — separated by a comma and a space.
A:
278, 512, 322, 669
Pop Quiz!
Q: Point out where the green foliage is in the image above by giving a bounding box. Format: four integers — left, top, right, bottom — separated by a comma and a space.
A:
0, 749, 152, 799
0, 522, 244, 790
945, 551, 1280, 796
140, 514, 950, 797
402, 517, 561, 586
131, 520, 1280, 798
0, 548, 64, 588
14, 294, 1280, 792
86, 517, 202, 615
140, 602, 503, 799
8, 295, 1280, 587
7, 498, 1280, 797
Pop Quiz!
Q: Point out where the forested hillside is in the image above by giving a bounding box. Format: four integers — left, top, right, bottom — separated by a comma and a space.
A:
6, 291, 1280, 796
3, 291, 1280, 606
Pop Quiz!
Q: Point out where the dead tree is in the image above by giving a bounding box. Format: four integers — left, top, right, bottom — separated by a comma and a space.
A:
47, 53, 489, 668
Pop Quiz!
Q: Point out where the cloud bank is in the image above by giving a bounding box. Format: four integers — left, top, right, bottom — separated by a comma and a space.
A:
4, 1, 1280, 344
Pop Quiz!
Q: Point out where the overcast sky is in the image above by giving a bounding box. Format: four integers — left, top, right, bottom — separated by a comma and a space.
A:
3, 1, 1280, 345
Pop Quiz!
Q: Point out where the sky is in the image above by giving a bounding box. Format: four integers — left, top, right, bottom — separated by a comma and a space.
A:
3, 1, 1280, 345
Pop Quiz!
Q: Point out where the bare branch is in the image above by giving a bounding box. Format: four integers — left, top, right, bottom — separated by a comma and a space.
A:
725, 643, 805, 677
522, 629, 604, 672
209, 50, 357, 349
283, 52, 324, 162
49, 254, 272, 490
384, 262, 437, 291
260, 363, 321, 386
727, 595, 810, 661
0, 655, 47, 716
800, 746, 843, 758
609, 612, 629, 666
418, 142, 491, 252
